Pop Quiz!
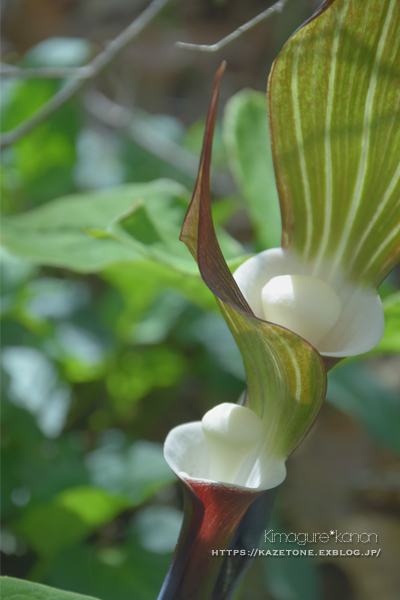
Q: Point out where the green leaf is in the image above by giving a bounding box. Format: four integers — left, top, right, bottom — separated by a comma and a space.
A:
43, 540, 172, 600
16, 504, 91, 557
1, 180, 244, 274
1, 40, 90, 208
374, 291, 400, 354
0, 577, 99, 600
15, 487, 128, 557
180, 64, 327, 459
103, 256, 248, 319
268, 0, 400, 287
0, 180, 177, 272
1, 78, 80, 207
224, 90, 282, 251
106, 346, 185, 414
327, 363, 400, 454
55, 486, 129, 527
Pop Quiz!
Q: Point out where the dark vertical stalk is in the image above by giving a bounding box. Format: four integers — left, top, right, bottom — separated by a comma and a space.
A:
158, 479, 262, 600
212, 488, 277, 600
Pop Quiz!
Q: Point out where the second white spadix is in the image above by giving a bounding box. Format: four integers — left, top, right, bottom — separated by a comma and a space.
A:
202, 402, 263, 484
261, 274, 342, 347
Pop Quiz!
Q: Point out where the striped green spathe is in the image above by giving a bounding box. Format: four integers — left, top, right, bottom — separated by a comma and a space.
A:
269, 0, 400, 288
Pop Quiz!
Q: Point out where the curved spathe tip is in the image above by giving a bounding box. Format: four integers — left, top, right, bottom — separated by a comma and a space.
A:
164, 421, 287, 491
233, 248, 384, 358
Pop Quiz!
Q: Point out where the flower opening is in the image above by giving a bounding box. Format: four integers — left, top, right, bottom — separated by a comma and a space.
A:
234, 248, 385, 357
164, 414, 287, 492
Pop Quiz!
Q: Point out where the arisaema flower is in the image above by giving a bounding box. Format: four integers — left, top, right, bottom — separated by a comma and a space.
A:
159, 1, 400, 598
159, 62, 327, 600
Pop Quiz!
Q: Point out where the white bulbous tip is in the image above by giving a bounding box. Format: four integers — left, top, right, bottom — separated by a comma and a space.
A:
261, 274, 342, 348
202, 402, 263, 484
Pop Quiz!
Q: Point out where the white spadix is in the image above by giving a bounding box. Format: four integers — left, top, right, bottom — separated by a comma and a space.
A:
201, 403, 263, 484
261, 274, 342, 347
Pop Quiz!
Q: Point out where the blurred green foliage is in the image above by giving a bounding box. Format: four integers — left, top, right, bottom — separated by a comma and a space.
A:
1, 39, 91, 211
2, 577, 100, 600
223, 90, 282, 251
1, 34, 400, 600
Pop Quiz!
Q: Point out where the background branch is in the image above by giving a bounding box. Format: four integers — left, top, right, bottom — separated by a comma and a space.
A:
0, 0, 170, 148
1, 0, 290, 148
84, 90, 234, 197
175, 0, 289, 53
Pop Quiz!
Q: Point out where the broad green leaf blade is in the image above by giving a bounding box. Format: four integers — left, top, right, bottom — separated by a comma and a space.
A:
269, 0, 400, 287
223, 90, 282, 251
44, 543, 173, 600
0, 577, 99, 600
180, 64, 327, 459
0, 180, 244, 274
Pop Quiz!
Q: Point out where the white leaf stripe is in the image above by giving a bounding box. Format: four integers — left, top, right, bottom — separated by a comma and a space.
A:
270, 0, 400, 287
365, 24, 400, 186
329, 0, 397, 274
351, 152, 400, 275
268, 327, 301, 400
291, 27, 313, 259
343, 0, 400, 277
363, 222, 400, 277
224, 303, 304, 407
222, 305, 281, 417
314, 0, 349, 271
310, 20, 325, 210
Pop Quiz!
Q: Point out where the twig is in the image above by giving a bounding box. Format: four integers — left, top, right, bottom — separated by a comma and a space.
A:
84, 90, 234, 197
0, 0, 170, 148
176, 0, 289, 53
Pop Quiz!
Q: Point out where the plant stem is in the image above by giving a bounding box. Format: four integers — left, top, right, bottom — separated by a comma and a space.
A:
158, 480, 262, 600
